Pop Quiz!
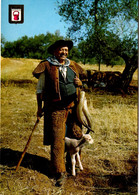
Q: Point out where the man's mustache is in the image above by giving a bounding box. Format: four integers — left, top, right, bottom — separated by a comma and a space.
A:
60, 53, 68, 57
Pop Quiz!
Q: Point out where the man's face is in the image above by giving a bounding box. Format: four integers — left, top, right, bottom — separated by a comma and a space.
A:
54, 46, 69, 63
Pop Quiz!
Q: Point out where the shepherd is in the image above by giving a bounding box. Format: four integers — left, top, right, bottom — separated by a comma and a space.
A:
32, 40, 84, 186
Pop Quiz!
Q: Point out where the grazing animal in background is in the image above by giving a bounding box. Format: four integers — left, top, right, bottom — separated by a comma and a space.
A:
65, 134, 94, 176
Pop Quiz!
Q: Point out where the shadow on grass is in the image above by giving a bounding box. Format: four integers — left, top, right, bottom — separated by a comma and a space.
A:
77, 166, 137, 194
1, 79, 35, 84
0, 148, 137, 193
0, 148, 52, 177
1, 79, 37, 88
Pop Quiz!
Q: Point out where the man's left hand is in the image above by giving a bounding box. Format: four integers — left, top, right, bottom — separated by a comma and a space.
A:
74, 77, 82, 87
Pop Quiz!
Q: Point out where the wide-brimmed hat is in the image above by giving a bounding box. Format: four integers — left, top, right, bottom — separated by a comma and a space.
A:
48, 40, 73, 54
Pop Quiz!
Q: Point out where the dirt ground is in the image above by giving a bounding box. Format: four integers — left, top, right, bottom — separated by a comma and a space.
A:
0, 144, 137, 194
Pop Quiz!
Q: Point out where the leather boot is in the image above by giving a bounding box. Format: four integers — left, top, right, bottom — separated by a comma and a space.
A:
55, 172, 67, 187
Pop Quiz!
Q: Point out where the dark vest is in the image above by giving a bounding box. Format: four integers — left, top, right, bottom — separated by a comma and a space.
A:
44, 65, 77, 107
59, 66, 76, 99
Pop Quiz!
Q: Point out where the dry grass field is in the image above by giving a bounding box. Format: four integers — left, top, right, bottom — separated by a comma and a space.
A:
1, 57, 138, 194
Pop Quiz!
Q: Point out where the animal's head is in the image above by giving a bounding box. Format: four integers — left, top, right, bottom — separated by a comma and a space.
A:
83, 134, 94, 144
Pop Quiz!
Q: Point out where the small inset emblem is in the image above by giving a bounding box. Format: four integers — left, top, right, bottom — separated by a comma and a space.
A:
9, 5, 24, 24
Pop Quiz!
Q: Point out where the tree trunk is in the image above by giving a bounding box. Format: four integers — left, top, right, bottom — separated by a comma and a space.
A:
121, 63, 137, 92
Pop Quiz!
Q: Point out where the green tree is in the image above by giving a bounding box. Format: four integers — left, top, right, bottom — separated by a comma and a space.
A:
57, 0, 138, 92
1, 34, 6, 48
77, 40, 94, 65
68, 46, 80, 62
1, 31, 64, 59
98, 30, 138, 91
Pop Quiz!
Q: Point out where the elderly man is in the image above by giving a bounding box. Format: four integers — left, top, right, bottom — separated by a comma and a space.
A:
33, 40, 83, 186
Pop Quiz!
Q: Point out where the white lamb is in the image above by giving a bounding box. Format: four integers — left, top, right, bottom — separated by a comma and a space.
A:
65, 134, 94, 176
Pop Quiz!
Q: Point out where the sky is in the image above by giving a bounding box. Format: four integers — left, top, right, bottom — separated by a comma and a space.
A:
1, 0, 70, 42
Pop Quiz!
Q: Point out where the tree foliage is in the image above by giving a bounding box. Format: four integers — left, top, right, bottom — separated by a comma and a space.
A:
57, 0, 137, 37
1, 31, 64, 59
57, 0, 138, 91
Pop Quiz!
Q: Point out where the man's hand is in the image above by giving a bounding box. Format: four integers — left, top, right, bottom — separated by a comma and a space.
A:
37, 108, 43, 120
74, 77, 82, 87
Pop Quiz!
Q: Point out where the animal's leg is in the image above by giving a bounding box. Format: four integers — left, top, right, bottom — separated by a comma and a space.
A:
71, 154, 76, 176
76, 152, 83, 171
66, 152, 72, 173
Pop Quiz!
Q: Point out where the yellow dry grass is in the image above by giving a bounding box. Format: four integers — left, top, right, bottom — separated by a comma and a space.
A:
1, 57, 138, 194
1, 57, 41, 83
1, 57, 138, 81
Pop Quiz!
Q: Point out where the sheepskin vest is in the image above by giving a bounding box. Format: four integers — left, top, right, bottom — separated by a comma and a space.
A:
32, 60, 80, 102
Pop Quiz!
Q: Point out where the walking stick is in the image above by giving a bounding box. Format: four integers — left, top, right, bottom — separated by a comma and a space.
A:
16, 118, 40, 171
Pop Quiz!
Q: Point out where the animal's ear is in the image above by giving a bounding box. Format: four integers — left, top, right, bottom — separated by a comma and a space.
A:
89, 138, 94, 144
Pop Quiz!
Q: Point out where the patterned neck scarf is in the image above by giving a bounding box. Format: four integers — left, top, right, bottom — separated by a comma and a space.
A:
47, 56, 70, 66
47, 56, 70, 80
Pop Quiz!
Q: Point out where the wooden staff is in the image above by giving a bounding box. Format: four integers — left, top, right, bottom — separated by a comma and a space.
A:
16, 118, 40, 171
